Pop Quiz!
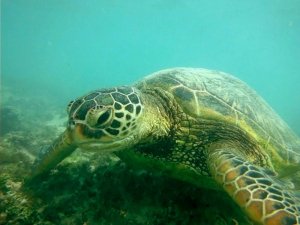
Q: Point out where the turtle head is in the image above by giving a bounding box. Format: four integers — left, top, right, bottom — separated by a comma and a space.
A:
66, 86, 143, 152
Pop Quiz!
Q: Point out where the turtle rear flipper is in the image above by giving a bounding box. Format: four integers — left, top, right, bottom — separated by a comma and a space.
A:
208, 150, 300, 225
29, 130, 77, 181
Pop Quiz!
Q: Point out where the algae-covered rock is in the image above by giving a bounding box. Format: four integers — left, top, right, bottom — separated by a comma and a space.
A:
1, 151, 250, 225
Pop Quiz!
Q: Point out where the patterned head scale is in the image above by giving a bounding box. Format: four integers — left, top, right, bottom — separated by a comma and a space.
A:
67, 86, 143, 143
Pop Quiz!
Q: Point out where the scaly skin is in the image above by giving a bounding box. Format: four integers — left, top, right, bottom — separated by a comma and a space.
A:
31, 129, 77, 179
208, 150, 300, 225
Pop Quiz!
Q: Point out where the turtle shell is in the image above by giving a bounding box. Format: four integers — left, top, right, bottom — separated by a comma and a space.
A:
135, 68, 300, 170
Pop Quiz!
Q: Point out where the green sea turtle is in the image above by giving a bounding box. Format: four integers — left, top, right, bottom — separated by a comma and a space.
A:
31, 68, 300, 225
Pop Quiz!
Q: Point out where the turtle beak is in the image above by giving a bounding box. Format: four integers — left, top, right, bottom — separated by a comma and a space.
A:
67, 119, 91, 145
67, 119, 83, 144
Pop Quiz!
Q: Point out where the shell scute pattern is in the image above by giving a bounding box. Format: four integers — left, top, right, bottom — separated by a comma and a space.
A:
139, 68, 300, 165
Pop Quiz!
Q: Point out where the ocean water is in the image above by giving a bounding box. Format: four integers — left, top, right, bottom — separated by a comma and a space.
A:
2, 0, 300, 134
1, 1, 300, 224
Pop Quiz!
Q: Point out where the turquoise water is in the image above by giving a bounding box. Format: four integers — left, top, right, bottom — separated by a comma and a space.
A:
2, 0, 300, 134
1, 1, 300, 224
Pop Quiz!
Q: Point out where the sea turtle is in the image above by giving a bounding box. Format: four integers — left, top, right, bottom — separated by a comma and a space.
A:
31, 68, 300, 225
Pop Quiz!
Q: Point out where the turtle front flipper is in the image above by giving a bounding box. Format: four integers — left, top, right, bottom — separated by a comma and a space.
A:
30, 129, 77, 180
208, 150, 300, 225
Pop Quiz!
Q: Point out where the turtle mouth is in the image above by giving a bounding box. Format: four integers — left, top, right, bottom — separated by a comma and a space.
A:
68, 119, 138, 152
74, 133, 137, 153
77, 140, 124, 152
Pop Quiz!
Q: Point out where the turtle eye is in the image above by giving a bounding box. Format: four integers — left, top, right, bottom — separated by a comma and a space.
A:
95, 108, 113, 128
86, 107, 113, 128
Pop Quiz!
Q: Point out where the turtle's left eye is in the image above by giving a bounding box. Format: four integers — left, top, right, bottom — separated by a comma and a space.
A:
95, 108, 113, 128
86, 106, 113, 128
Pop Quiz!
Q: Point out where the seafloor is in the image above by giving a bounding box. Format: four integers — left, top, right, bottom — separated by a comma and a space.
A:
0, 87, 251, 225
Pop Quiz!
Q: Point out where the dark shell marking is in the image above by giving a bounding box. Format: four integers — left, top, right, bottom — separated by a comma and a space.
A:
137, 68, 300, 165
134, 68, 300, 224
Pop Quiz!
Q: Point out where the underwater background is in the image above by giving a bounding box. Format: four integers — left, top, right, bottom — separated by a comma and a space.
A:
2, 0, 300, 134
1, 0, 300, 225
